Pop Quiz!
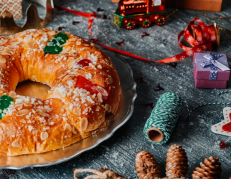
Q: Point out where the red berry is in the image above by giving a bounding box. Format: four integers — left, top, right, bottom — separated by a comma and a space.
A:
219, 142, 227, 148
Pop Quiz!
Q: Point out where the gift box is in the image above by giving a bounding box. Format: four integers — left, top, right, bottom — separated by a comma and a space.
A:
0, 0, 23, 19
193, 53, 230, 89
165, 0, 223, 12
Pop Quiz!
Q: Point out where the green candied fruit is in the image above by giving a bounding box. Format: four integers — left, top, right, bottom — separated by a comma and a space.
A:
44, 33, 69, 54
44, 46, 63, 54
0, 95, 14, 120
55, 33, 69, 45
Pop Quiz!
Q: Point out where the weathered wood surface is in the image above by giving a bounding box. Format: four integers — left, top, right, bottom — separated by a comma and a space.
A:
1, 0, 231, 178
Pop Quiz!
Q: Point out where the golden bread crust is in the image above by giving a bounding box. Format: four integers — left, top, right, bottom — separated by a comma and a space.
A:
0, 29, 121, 156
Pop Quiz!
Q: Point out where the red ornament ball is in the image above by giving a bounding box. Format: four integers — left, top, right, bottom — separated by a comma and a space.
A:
219, 142, 227, 148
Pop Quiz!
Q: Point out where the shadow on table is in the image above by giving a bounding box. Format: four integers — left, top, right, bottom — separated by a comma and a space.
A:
222, 0, 231, 11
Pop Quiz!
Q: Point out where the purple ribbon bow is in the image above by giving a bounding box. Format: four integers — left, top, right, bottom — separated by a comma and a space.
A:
198, 53, 230, 80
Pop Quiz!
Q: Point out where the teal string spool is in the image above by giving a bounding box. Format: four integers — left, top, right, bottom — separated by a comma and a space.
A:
143, 92, 184, 145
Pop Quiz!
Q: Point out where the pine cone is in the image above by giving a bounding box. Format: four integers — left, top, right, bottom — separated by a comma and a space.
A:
192, 156, 222, 179
99, 168, 126, 179
166, 144, 188, 179
135, 150, 162, 179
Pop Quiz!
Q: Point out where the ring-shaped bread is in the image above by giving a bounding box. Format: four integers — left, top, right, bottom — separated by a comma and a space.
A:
0, 29, 121, 156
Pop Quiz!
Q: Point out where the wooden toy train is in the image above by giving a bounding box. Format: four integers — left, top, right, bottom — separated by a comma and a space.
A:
113, 0, 166, 29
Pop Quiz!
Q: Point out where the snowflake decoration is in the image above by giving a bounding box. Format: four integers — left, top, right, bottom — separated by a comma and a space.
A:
207, 28, 212, 33
201, 25, 205, 30
185, 30, 190, 34
180, 56, 186, 60
202, 45, 208, 50
186, 50, 194, 56
195, 48, 202, 52
187, 36, 194, 43
171, 56, 177, 62
197, 36, 202, 41
181, 46, 187, 51
194, 41, 200, 46
203, 33, 207, 38
194, 28, 199, 33
210, 35, 217, 41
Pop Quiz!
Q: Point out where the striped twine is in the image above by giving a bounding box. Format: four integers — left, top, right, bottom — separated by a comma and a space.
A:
144, 90, 231, 145
188, 102, 231, 117
188, 90, 231, 117
218, 90, 231, 96
143, 92, 184, 145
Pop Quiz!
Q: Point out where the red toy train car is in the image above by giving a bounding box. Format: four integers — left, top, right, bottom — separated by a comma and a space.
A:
113, 0, 166, 29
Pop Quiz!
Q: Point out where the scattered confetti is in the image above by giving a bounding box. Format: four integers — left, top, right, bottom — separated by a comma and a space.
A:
103, 14, 110, 19
97, 8, 105, 12
116, 40, 125, 46
58, 26, 66, 31
167, 62, 177, 68
135, 77, 146, 83
141, 32, 150, 38
98, 14, 111, 19
72, 21, 81, 25
89, 38, 98, 42
154, 84, 164, 91
143, 103, 154, 109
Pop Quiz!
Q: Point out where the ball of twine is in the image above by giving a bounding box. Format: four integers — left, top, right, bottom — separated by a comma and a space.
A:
143, 92, 184, 145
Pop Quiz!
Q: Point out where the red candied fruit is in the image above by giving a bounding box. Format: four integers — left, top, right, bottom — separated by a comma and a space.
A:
77, 59, 92, 67
75, 76, 109, 103
219, 142, 227, 148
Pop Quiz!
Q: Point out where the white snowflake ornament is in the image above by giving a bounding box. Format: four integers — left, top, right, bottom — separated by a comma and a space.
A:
211, 107, 231, 137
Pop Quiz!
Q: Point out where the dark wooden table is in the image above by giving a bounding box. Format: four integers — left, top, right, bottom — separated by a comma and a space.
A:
1, 0, 231, 178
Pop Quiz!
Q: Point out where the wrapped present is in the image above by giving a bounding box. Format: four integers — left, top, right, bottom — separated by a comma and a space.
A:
165, 0, 223, 12
193, 53, 230, 89
0, 0, 22, 19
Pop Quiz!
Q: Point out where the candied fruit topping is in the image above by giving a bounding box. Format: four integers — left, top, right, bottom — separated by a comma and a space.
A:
75, 76, 109, 103
0, 95, 14, 119
44, 33, 69, 54
78, 59, 92, 67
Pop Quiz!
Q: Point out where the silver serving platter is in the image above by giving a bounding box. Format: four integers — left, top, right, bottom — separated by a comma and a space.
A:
0, 49, 137, 169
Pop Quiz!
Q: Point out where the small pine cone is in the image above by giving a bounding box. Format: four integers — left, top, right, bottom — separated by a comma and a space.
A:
166, 144, 188, 179
135, 150, 161, 179
192, 156, 222, 179
99, 168, 126, 179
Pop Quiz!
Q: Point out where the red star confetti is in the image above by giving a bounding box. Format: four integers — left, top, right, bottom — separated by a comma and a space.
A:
72, 21, 81, 25
141, 32, 150, 38
116, 40, 125, 46
135, 77, 147, 83
154, 84, 164, 91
